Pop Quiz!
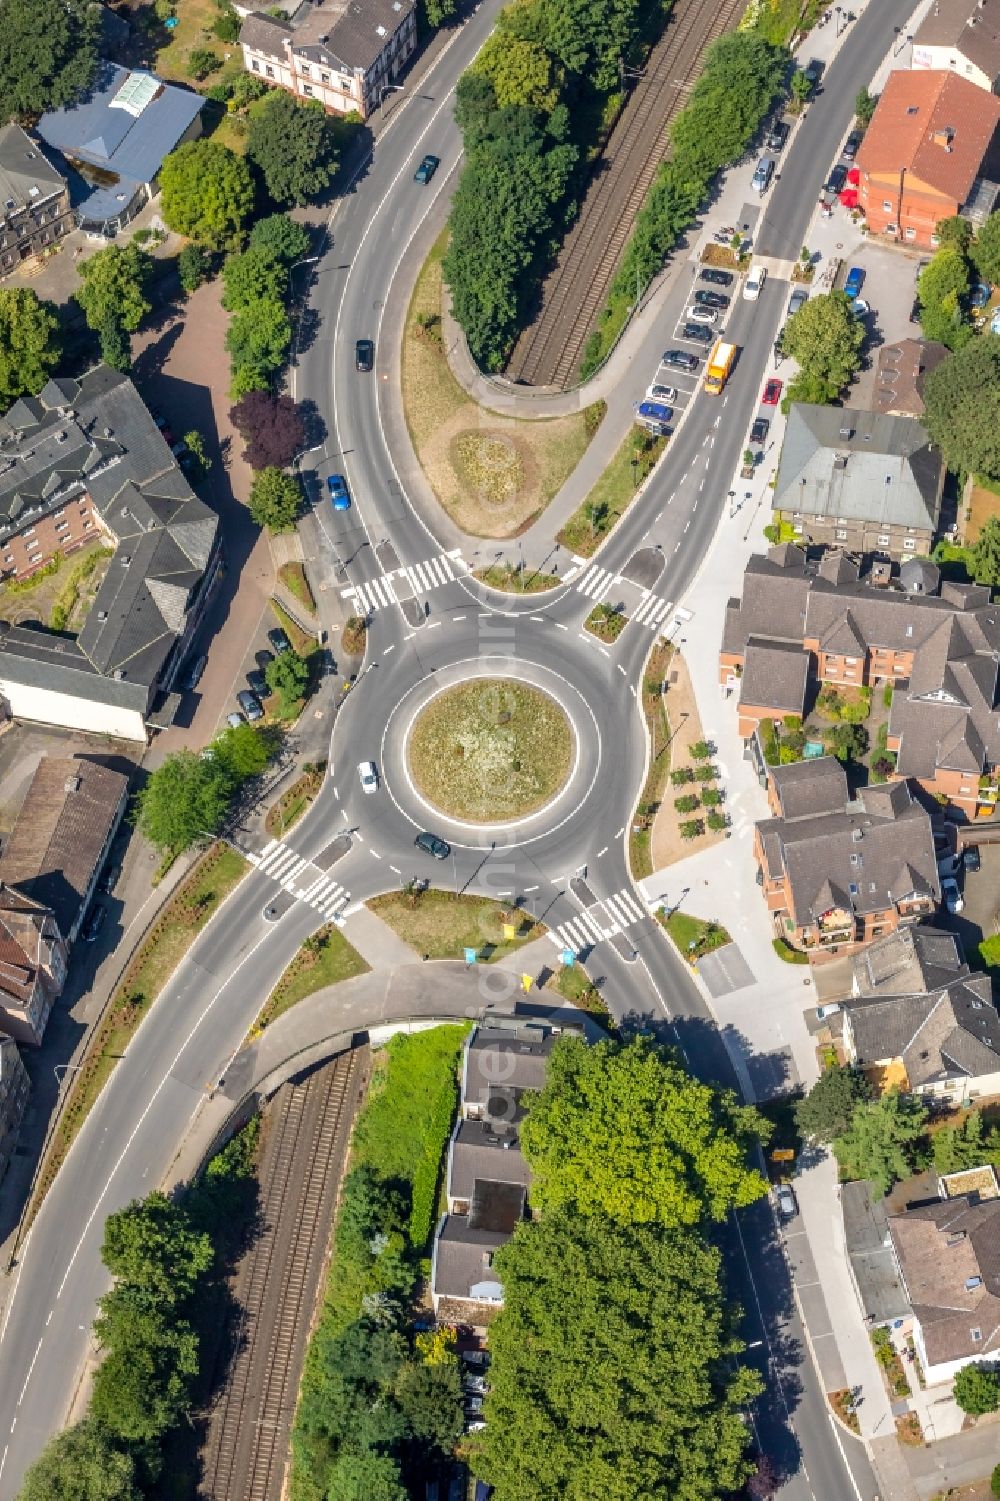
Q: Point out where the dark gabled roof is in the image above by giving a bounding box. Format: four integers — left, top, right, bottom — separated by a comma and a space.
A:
238, 12, 293, 54
447, 1119, 531, 1205
854, 925, 968, 998
292, 0, 416, 73
738, 637, 809, 714
432, 1212, 519, 1302
770, 756, 848, 820
462, 1019, 558, 1112
873, 338, 949, 418
0, 125, 65, 213
914, 0, 1000, 82
847, 974, 1000, 1086
889, 1194, 1000, 1367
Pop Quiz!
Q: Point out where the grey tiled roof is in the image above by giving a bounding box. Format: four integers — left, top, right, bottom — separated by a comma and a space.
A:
770, 756, 848, 820
853, 926, 968, 999
914, 0, 1000, 81
293, 0, 415, 72
432, 1215, 512, 1303
842, 1180, 911, 1323
239, 12, 293, 53
462, 1019, 558, 1113
0, 125, 65, 212
447, 1118, 531, 1206
847, 973, 1000, 1086
889, 1195, 1000, 1368
739, 637, 810, 714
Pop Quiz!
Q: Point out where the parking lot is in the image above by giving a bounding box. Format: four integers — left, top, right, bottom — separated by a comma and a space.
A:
637, 262, 745, 435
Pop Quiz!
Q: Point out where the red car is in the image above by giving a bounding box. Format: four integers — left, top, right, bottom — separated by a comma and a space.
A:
762, 378, 783, 405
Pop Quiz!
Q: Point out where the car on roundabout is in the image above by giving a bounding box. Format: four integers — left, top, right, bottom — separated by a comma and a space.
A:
415, 831, 451, 859
358, 760, 379, 795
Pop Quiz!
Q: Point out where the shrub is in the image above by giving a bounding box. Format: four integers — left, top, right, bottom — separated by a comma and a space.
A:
689, 740, 713, 760
954, 1362, 1000, 1416
693, 763, 719, 782
679, 819, 703, 840
674, 794, 699, 814
214, 6, 240, 39
188, 47, 221, 80
701, 787, 723, 807
991, 1461, 1000, 1498
670, 767, 693, 786
772, 937, 808, 965
706, 811, 729, 832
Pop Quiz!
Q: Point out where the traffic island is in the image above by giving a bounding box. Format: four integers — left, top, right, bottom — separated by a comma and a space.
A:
368, 889, 546, 963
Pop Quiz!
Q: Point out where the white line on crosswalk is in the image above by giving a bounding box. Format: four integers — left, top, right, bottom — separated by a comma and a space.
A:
577, 564, 617, 600
576, 907, 607, 945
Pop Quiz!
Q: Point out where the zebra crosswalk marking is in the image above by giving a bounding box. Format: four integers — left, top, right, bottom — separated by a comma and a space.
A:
341, 553, 466, 615
631, 592, 673, 630
575, 564, 618, 601
247, 839, 352, 921
545, 886, 650, 951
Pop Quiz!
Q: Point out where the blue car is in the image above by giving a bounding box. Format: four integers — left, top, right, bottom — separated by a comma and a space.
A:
327, 474, 351, 511
843, 266, 865, 300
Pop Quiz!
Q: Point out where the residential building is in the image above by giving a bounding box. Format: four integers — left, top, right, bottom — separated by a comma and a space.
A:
0, 884, 66, 1046
720, 545, 1000, 816
0, 366, 220, 741
872, 338, 949, 419
37, 63, 203, 236
912, 0, 1000, 93
856, 69, 1000, 246
0, 125, 72, 281
0, 1036, 29, 1187
841, 1180, 911, 1326
0, 757, 127, 949
754, 763, 939, 954
239, 0, 417, 121
888, 1191, 1000, 1384
773, 405, 945, 558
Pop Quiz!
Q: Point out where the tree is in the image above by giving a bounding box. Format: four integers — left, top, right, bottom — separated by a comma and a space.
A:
520, 1035, 769, 1226
478, 1211, 761, 1500
0, 0, 100, 119
325, 1452, 407, 1501
780, 291, 864, 400
225, 297, 292, 395
473, 34, 561, 111
923, 336, 1000, 480
747, 1454, 781, 1500
795, 1065, 871, 1144
17, 1421, 140, 1501
931, 1109, 987, 1175
265, 648, 310, 708
935, 215, 973, 253
918, 247, 972, 349
832, 1090, 928, 1195
790, 69, 812, 106
249, 213, 311, 266
855, 86, 877, 125
972, 516, 1000, 585
91, 1291, 200, 1442
230, 390, 305, 469
133, 749, 232, 854
101, 1192, 213, 1306
76, 243, 153, 333
394, 1359, 464, 1455
974, 211, 1000, 286
211, 721, 271, 781
182, 429, 210, 477
221, 246, 288, 311
178, 243, 213, 294
247, 92, 339, 206
248, 465, 300, 532
159, 140, 255, 251
98, 314, 131, 373
991, 1460, 1000, 1499
954, 1361, 1000, 1416
0, 288, 61, 405
826, 720, 868, 762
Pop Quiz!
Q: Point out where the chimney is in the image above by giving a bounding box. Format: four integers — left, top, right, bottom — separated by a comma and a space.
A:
933, 126, 955, 150
64, 774, 81, 793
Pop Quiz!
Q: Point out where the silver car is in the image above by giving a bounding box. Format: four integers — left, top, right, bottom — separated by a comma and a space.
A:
776, 1183, 797, 1219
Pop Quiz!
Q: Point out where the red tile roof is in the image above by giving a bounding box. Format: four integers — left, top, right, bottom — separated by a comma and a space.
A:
856, 69, 1000, 200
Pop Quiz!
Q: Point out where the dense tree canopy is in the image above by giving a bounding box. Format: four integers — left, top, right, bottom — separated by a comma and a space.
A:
954, 1362, 1000, 1416
832, 1090, 928, 1195
973, 210, 1000, 286
0, 288, 61, 407
972, 516, 1000, 586
923, 336, 1000, 480
265, 648, 310, 708
249, 213, 311, 265
230, 390, 305, 469
795, 1064, 871, 1144
247, 92, 339, 206
472, 34, 562, 110
133, 749, 232, 854
779, 290, 864, 402
248, 465, 301, 531
90, 1292, 200, 1443
76, 244, 153, 334
225, 297, 292, 395
17, 1421, 140, 1501
0, 0, 100, 119
160, 141, 255, 250
221, 246, 288, 312
520, 1035, 769, 1225
101, 1193, 213, 1306
211, 720, 272, 781
918, 245, 973, 349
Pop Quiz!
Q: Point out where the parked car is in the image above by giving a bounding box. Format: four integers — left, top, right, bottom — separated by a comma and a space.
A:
415, 831, 450, 859
237, 688, 264, 722
685, 304, 718, 325
681, 321, 714, 344
971, 283, 992, 310
964, 845, 982, 873
99, 863, 120, 895
227, 710, 245, 728
465, 1420, 486, 1433
700, 268, 733, 288
267, 627, 291, 655
181, 652, 207, 692
414, 154, 440, 184
762, 377, 783, 405
463, 1375, 488, 1394
743, 264, 766, 301
355, 337, 374, 372
646, 383, 677, 403
824, 163, 848, 196
751, 156, 774, 194
83, 905, 107, 943
815, 1002, 842, 1021
358, 760, 379, 795
843, 265, 865, 300
464, 1396, 485, 1414
327, 474, 351, 511
937, 852, 961, 877
767, 119, 789, 152
788, 288, 808, 316
776, 1183, 797, 1218
660, 348, 698, 371
842, 128, 862, 161
461, 1348, 489, 1367
802, 58, 824, 92
750, 416, 770, 445
695, 289, 729, 309
941, 875, 964, 914
247, 668, 268, 697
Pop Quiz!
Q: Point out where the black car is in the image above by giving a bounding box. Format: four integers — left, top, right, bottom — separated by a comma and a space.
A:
767, 120, 789, 153
267, 627, 291, 655
750, 417, 770, 445
695, 289, 729, 309
99, 862, 120, 895
661, 348, 698, 371
842, 128, 862, 161
964, 845, 982, 873
180, 653, 207, 692
415, 831, 451, 860
682, 322, 714, 345
803, 58, 824, 91
414, 154, 440, 184
83, 905, 107, 943
700, 268, 733, 288
825, 163, 848, 195
355, 338, 374, 372
247, 668, 268, 697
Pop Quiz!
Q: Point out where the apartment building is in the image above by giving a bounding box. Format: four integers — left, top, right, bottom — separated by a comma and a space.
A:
0, 125, 72, 280
0, 885, 66, 1046
0, 1036, 29, 1187
912, 0, 1000, 92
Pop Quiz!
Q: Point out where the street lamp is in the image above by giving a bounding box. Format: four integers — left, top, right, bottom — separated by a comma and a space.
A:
893, 26, 913, 56
835, 5, 843, 36
375, 81, 404, 110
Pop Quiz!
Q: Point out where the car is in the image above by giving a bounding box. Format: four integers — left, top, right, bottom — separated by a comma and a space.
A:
825, 163, 848, 195
815, 1002, 842, 1021
267, 627, 291, 655
843, 265, 865, 300
237, 688, 264, 722
803, 58, 824, 91
762, 377, 783, 405
646, 383, 677, 403
247, 668, 268, 697
83, 905, 107, 943
461, 1349, 489, 1367
842, 128, 862, 161
355, 337, 374, 372
637, 400, 672, 428
941, 875, 964, 914
327, 473, 351, 511
227, 710, 245, 729
788, 288, 808, 318
851, 297, 870, 318
464, 1396, 485, 1414
99, 862, 120, 895
660, 348, 698, 371
465, 1420, 486, 1433
181, 652, 207, 692
751, 157, 774, 194
681, 322, 714, 344
767, 119, 789, 152
414, 154, 440, 184
775, 1183, 797, 1219
170, 439, 188, 459
964, 845, 982, 873
685, 304, 718, 325
750, 416, 770, 445
463, 1375, 488, 1394
971, 283, 992, 310
358, 760, 379, 795
415, 830, 451, 859
695, 289, 729, 309
257, 648, 275, 672
700, 268, 733, 287
938, 852, 961, 877
743, 263, 766, 300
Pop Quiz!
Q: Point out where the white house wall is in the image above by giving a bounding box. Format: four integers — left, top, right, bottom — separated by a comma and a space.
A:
911, 43, 994, 92
0, 678, 147, 742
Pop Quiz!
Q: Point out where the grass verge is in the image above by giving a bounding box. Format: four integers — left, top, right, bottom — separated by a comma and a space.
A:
474, 564, 560, 594
28, 844, 247, 1226
368, 889, 546, 962
658, 908, 730, 961
557, 428, 665, 557
278, 562, 317, 616
629, 641, 673, 880
547, 961, 616, 1032
271, 598, 318, 658
252, 924, 369, 1034
264, 762, 325, 837
585, 603, 627, 642
772, 937, 809, 964
341, 615, 367, 656
829, 1389, 861, 1435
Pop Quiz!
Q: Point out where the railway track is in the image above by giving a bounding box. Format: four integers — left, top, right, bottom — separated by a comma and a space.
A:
505, 0, 746, 390
198, 1048, 368, 1501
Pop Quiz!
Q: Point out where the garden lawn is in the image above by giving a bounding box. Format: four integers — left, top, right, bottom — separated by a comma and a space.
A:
368, 889, 546, 961
278, 562, 317, 615
254, 925, 369, 1032
659, 909, 730, 959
